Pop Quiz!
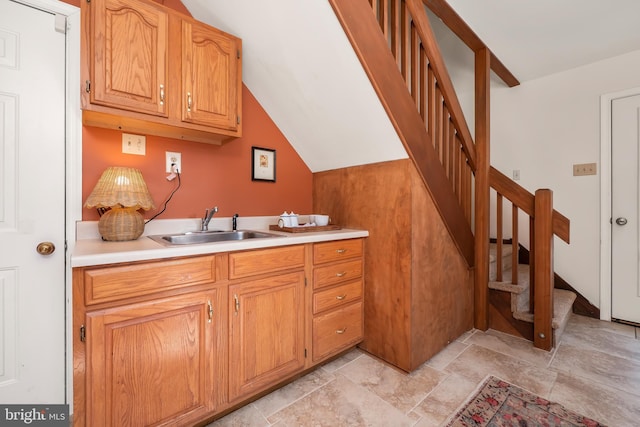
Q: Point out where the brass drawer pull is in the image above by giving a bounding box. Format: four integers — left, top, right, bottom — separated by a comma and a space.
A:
159, 84, 165, 105
207, 300, 213, 323
335, 272, 346, 277
336, 249, 347, 254
335, 327, 347, 334
335, 294, 347, 300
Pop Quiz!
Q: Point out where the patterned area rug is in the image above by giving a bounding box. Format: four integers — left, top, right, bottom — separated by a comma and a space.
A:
445, 376, 606, 427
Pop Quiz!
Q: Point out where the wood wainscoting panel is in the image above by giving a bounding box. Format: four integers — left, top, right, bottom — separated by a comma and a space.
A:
313, 159, 473, 372
410, 166, 473, 370
314, 160, 413, 369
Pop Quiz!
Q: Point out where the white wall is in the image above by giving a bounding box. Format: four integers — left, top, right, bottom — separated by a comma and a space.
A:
490, 48, 640, 307
182, 0, 408, 173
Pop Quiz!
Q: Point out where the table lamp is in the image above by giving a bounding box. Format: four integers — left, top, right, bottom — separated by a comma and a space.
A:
84, 167, 156, 241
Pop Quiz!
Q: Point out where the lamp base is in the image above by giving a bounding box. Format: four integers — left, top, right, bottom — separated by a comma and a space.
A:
98, 207, 145, 241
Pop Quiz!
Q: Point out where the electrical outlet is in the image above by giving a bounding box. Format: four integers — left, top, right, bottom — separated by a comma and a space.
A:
512, 170, 520, 181
122, 133, 146, 155
573, 162, 597, 176
166, 151, 182, 173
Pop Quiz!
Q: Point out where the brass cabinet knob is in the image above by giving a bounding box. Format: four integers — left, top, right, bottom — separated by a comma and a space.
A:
36, 242, 55, 255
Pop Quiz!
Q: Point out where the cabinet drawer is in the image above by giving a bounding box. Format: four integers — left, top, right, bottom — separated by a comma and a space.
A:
229, 245, 305, 279
84, 255, 216, 305
313, 259, 362, 289
313, 239, 363, 265
312, 302, 363, 362
313, 280, 362, 314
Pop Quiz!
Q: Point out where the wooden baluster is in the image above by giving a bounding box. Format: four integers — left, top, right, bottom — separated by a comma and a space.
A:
427, 66, 436, 144
512, 204, 518, 285
452, 132, 459, 194
529, 215, 535, 313
435, 86, 443, 160
496, 193, 503, 282
442, 106, 450, 174
390, 0, 400, 62
419, 46, 427, 122
379, 0, 389, 38
400, 1, 409, 83
410, 23, 419, 104
448, 119, 455, 185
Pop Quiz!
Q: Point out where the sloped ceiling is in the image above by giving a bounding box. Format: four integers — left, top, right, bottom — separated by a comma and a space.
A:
182, 0, 408, 173
182, 1, 640, 172
445, 0, 640, 83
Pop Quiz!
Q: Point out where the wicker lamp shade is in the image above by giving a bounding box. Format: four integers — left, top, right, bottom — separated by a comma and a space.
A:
85, 167, 156, 241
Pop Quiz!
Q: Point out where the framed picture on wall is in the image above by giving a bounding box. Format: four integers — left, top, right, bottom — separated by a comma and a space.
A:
251, 146, 276, 182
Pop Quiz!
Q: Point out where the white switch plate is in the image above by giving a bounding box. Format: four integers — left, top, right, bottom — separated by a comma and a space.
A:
512, 170, 520, 181
166, 151, 182, 173
122, 133, 146, 155
573, 162, 597, 176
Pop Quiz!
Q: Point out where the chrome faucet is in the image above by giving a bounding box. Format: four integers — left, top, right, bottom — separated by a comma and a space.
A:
201, 206, 218, 231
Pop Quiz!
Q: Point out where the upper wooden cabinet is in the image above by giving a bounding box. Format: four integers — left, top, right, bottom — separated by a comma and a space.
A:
90, 0, 168, 116
182, 20, 239, 131
81, 0, 242, 144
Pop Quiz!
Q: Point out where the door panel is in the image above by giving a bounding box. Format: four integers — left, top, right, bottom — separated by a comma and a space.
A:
0, 0, 66, 403
611, 94, 640, 324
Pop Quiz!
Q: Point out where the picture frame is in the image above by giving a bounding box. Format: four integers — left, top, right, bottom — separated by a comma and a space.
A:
251, 146, 276, 182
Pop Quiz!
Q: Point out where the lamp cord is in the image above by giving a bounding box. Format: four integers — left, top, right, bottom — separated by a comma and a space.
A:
145, 171, 181, 224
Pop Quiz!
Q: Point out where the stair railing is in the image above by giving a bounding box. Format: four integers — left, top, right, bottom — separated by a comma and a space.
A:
367, 0, 477, 221
490, 167, 570, 349
332, 0, 570, 350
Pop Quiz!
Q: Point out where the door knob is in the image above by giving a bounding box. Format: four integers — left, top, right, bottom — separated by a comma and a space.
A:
616, 217, 628, 226
36, 241, 55, 255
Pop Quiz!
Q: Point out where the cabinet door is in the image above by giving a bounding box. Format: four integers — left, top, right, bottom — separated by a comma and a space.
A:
229, 272, 305, 401
85, 290, 223, 427
182, 19, 240, 131
90, 0, 168, 116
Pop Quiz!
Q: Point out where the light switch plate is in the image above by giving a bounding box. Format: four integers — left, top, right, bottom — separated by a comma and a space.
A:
573, 162, 597, 176
122, 133, 146, 155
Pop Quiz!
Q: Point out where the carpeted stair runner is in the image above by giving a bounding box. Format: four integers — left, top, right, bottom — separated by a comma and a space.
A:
488, 243, 576, 345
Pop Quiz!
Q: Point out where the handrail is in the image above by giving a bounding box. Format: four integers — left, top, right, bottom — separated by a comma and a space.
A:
490, 167, 570, 243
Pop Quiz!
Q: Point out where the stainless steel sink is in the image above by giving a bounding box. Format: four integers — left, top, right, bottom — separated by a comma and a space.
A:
148, 230, 283, 246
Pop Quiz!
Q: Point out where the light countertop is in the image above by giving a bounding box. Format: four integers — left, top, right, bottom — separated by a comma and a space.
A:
72, 216, 368, 267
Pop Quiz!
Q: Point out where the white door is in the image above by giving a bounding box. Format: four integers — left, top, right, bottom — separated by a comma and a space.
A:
0, 0, 66, 403
611, 93, 640, 325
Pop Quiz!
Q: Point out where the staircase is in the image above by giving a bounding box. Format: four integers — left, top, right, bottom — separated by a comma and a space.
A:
329, 0, 573, 350
489, 244, 576, 344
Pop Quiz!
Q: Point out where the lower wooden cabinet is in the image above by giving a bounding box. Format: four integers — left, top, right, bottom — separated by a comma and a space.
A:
85, 289, 225, 427
228, 271, 305, 401
73, 239, 365, 426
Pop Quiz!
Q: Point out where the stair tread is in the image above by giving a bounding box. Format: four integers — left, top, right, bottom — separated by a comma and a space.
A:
513, 288, 577, 329
489, 242, 513, 263
488, 264, 530, 294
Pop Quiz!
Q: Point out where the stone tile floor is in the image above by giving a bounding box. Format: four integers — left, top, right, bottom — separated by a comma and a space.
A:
207, 315, 640, 426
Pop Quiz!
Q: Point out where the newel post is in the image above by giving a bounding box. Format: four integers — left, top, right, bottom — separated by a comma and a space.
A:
474, 47, 491, 330
533, 189, 554, 350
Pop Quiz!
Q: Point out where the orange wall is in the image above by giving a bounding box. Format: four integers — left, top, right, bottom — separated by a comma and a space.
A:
83, 86, 313, 220
68, 0, 313, 220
